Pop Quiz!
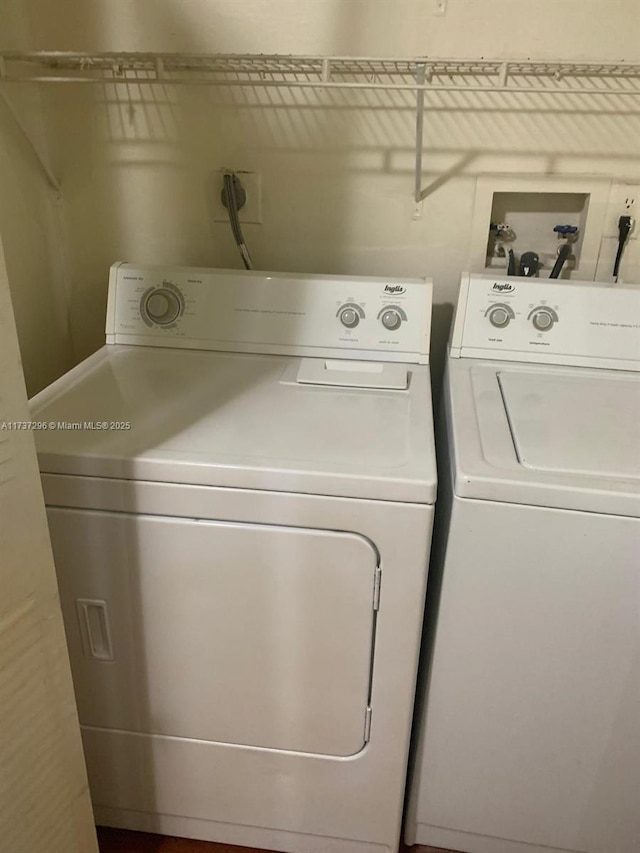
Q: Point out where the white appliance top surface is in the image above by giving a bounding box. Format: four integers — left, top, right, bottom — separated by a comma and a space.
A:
31, 345, 436, 504
499, 370, 640, 480
447, 357, 640, 516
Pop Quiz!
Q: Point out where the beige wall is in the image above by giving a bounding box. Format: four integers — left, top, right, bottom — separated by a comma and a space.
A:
0, 4, 74, 394
6, 0, 640, 384
21, 0, 640, 59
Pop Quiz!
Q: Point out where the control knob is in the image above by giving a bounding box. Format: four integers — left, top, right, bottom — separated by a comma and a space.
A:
381, 309, 402, 331
531, 308, 555, 332
339, 306, 360, 328
488, 306, 511, 328
142, 287, 182, 326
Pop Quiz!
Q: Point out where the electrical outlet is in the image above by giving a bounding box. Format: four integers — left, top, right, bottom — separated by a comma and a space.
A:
213, 170, 262, 224
603, 184, 639, 240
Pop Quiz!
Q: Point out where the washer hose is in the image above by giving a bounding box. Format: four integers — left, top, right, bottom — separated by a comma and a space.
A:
222, 171, 254, 270
549, 242, 572, 279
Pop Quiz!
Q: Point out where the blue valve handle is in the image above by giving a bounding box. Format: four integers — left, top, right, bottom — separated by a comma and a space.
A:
553, 225, 579, 235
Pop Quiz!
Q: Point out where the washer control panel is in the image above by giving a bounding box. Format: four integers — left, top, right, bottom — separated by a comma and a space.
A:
450, 274, 640, 369
106, 264, 433, 363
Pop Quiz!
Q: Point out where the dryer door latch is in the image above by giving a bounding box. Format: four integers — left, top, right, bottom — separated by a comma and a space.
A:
364, 705, 372, 743
373, 567, 382, 611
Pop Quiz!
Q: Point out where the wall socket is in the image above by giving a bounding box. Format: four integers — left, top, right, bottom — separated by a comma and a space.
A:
603, 184, 638, 240
213, 170, 262, 224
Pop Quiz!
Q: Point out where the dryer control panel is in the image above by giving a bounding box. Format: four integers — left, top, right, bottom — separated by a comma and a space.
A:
105, 264, 432, 363
450, 273, 640, 370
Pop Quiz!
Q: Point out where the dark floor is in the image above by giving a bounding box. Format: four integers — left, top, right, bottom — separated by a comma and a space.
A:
96, 827, 457, 853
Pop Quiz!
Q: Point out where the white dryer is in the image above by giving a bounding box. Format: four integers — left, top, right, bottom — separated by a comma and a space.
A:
31, 264, 437, 853
406, 273, 640, 853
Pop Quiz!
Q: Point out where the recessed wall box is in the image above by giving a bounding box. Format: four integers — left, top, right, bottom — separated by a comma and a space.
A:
470, 176, 611, 280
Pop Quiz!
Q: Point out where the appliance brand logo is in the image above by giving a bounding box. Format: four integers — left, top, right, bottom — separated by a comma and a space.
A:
384, 284, 406, 295
492, 282, 515, 292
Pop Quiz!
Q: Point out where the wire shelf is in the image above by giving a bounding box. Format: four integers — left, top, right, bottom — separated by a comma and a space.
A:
2, 52, 638, 201
1, 52, 640, 95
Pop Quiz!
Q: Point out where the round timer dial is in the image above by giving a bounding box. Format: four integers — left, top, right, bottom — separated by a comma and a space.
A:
140, 284, 184, 327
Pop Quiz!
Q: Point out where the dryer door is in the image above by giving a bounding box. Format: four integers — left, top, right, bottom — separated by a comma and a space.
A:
48, 508, 378, 757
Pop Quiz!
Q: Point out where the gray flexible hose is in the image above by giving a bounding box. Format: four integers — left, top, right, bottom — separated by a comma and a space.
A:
222, 172, 253, 270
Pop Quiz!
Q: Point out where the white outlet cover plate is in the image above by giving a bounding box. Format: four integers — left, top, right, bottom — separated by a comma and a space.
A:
603, 184, 639, 240
213, 171, 262, 224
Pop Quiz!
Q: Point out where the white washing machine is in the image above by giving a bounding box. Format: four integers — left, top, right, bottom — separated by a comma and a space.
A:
31, 263, 437, 853
406, 273, 640, 853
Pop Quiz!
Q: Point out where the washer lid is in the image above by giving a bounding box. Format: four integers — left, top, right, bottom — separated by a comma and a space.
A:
499, 371, 640, 480
30, 345, 436, 504
447, 358, 640, 517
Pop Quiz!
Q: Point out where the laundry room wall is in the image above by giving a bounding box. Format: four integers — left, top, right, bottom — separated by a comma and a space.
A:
0, 2, 74, 394
7, 0, 640, 392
